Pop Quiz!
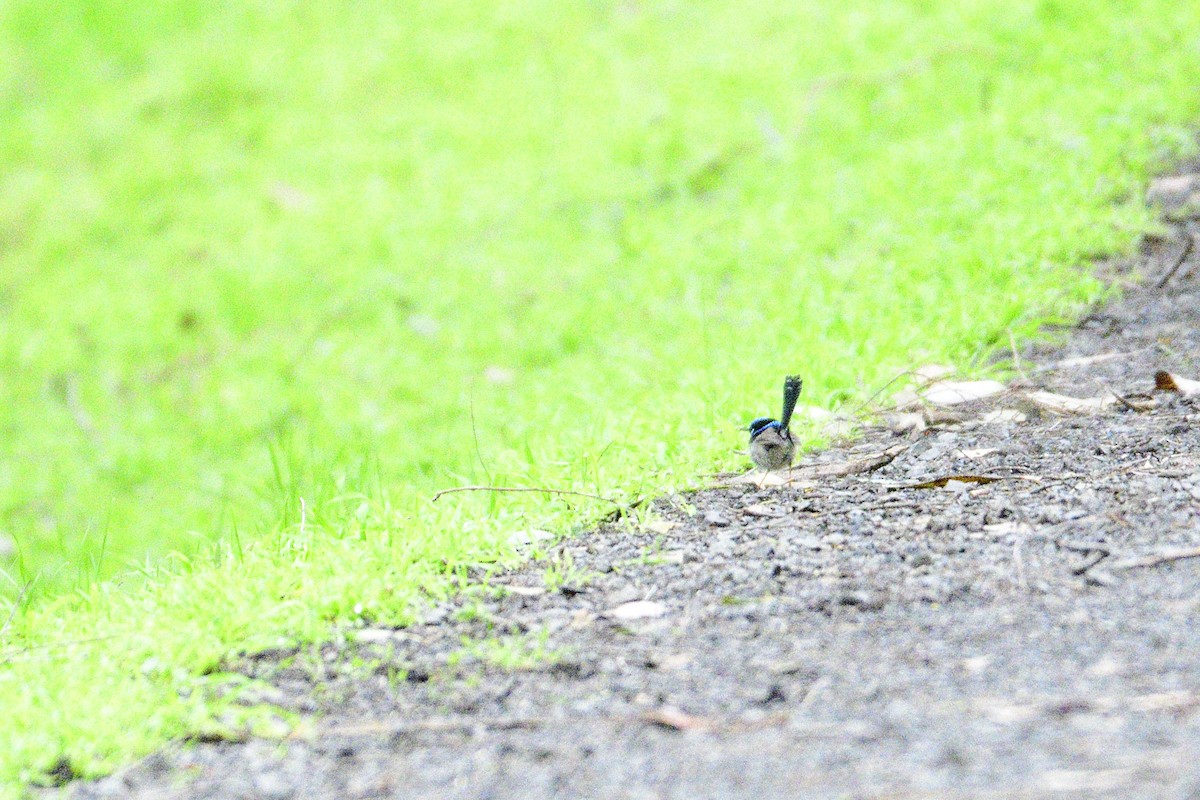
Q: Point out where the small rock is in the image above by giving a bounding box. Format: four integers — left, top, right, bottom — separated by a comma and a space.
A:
909, 552, 934, 568
608, 586, 640, 605
709, 534, 736, 557
605, 600, 667, 621
760, 684, 788, 704
354, 628, 400, 644
422, 606, 450, 625
742, 503, 780, 518
838, 591, 885, 610
1147, 173, 1200, 211
703, 510, 731, 527
252, 771, 294, 800
497, 584, 546, 597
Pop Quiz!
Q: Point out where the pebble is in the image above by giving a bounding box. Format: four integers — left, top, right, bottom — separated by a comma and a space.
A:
909, 553, 934, 568
252, 771, 294, 800
704, 510, 731, 527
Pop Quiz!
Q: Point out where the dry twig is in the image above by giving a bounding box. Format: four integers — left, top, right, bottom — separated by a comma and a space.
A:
432, 486, 623, 506
1155, 232, 1194, 289
1111, 546, 1200, 572
323, 717, 542, 738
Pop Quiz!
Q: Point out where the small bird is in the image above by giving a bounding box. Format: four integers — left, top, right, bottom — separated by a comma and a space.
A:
748, 375, 803, 473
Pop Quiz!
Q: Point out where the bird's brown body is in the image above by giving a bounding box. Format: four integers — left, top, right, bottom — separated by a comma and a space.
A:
748, 423, 796, 471
747, 375, 803, 472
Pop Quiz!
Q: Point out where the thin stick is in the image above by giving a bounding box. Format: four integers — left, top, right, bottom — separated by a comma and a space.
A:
1111, 545, 1200, 572
0, 633, 123, 664
1156, 233, 1194, 289
469, 386, 492, 484
1008, 329, 1029, 383
431, 485, 623, 506
848, 369, 925, 416
1012, 536, 1027, 590
1102, 383, 1148, 413
1056, 539, 1112, 556
324, 716, 542, 738
797, 675, 831, 714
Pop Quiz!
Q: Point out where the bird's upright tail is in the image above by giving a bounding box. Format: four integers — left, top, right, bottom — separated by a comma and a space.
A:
779, 375, 803, 431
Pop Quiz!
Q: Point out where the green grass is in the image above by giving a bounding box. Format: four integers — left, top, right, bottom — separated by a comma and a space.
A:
2, 0, 1199, 792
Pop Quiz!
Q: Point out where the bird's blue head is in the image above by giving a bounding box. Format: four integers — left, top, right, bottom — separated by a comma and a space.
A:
747, 417, 779, 441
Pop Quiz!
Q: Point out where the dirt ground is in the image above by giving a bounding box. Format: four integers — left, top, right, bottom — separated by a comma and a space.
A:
62, 182, 1200, 799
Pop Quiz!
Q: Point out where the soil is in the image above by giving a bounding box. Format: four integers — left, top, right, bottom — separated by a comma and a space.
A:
62, 186, 1200, 799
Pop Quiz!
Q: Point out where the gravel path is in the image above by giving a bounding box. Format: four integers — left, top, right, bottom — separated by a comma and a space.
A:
65, 188, 1200, 799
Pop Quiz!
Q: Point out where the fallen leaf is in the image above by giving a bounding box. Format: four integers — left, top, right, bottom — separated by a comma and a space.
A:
924, 407, 970, 426
605, 600, 667, 621
658, 653, 693, 670
507, 529, 556, 549
1126, 690, 1198, 712
977, 699, 1039, 724
742, 503, 781, 518
979, 409, 1026, 424
922, 380, 1006, 406
1155, 370, 1200, 397
1045, 351, 1132, 370
496, 584, 546, 597
644, 520, 678, 535
890, 474, 1004, 491
1022, 390, 1116, 415
983, 521, 1035, 537
641, 706, 714, 732
1037, 768, 1133, 793
781, 445, 908, 481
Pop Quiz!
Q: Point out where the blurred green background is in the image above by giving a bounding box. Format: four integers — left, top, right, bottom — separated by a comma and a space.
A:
1, 0, 1198, 600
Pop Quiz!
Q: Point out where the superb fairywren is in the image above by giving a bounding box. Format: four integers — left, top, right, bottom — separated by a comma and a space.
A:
748, 375, 802, 471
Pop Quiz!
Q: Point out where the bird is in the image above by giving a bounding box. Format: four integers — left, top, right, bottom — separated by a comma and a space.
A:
747, 375, 803, 473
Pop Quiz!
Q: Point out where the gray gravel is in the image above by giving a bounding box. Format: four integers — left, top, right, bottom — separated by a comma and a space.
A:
62, 202, 1200, 799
